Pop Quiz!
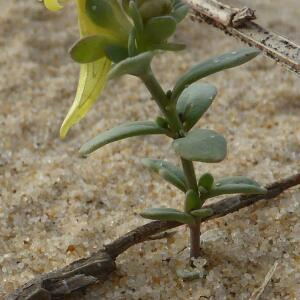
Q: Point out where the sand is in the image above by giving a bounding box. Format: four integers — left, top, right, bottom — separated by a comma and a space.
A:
0, 1, 299, 299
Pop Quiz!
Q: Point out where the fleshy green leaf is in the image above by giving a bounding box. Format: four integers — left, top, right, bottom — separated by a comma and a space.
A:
209, 176, 267, 197
198, 173, 214, 191
108, 51, 155, 79
176, 83, 217, 130
80, 121, 169, 156
190, 208, 213, 219
142, 158, 187, 191
69, 35, 108, 64
184, 189, 200, 212
129, 0, 144, 34
172, 48, 260, 101
144, 16, 177, 43
140, 207, 195, 224
172, 129, 227, 162
159, 169, 187, 192
128, 29, 137, 56
171, 2, 189, 22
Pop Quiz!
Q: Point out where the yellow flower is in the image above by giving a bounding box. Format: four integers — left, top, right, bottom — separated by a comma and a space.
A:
44, 0, 130, 138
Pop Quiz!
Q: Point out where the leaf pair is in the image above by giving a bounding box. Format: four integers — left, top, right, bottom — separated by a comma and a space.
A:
140, 175, 266, 225
80, 120, 228, 163
169, 48, 261, 162
140, 188, 212, 225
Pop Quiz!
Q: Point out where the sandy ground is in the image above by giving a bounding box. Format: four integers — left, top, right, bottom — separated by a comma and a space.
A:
0, 1, 299, 299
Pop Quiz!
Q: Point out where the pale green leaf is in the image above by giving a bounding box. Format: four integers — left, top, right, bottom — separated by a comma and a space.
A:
140, 207, 195, 224
144, 16, 177, 43
209, 176, 267, 197
172, 48, 260, 100
128, 29, 137, 57
176, 83, 217, 130
142, 158, 186, 183
142, 158, 187, 191
129, 0, 144, 34
159, 169, 186, 192
171, 2, 189, 22
172, 129, 227, 162
80, 121, 168, 156
108, 51, 155, 79
184, 189, 200, 212
198, 173, 214, 191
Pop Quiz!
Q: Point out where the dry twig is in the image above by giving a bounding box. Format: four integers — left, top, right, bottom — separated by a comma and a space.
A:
249, 261, 279, 300
7, 173, 300, 300
186, 0, 300, 75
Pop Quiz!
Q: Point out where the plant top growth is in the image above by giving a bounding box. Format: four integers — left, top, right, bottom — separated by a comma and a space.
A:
44, 0, 266, 277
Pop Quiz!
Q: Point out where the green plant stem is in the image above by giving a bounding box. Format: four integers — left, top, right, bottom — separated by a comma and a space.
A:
141, 69, 183, 134
189, 220, 201, 260
141, 69, 201, 261
181, 158, 198, 191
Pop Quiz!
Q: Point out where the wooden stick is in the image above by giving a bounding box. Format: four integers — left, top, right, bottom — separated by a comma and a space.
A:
186, 0, 300, 75
7, 173, 300, 300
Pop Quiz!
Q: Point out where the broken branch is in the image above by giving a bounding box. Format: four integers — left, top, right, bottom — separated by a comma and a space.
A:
186, 0, 300, 75
7, 173, 300, 300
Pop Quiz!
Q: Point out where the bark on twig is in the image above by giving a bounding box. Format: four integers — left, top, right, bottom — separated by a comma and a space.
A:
186, 0, 300, 75
7, 173, 300, 300
186, 0, 256, 27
